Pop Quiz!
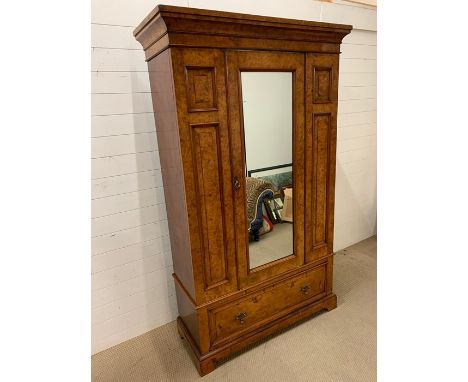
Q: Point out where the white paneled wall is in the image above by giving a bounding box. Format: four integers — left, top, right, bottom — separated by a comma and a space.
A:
91, 0, 377, 354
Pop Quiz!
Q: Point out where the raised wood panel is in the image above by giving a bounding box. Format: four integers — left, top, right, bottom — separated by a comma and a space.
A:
190, 123, 228, 288
306, 54, 339, 262
313, 67, 333, 103
313, 113, 331, 246
186, 67, 217, 112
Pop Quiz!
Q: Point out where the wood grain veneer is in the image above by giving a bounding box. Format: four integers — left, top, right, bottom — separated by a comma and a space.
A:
135, 5, 351, 376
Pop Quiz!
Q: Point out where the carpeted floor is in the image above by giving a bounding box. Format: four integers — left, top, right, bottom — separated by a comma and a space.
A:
249, 223, 293, 268
92, 236, 376, 382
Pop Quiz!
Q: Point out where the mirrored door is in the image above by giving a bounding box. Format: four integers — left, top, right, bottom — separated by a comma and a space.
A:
241, 71, 294, 269
227, 51, 305, 287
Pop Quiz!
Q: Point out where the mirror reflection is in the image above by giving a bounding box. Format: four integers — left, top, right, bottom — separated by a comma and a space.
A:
241, 72, 294, 269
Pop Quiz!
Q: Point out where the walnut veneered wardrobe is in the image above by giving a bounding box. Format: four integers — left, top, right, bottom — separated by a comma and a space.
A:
134, 5, 351, 375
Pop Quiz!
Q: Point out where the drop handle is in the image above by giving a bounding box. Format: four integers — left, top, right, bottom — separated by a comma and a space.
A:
233, 176, 241, 190
300, 285, 310, 295
235, 312, 247, 324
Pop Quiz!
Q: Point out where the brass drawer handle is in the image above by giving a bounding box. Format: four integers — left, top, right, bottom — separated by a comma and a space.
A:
235, 312, 247, 324
300, 285, 310, 295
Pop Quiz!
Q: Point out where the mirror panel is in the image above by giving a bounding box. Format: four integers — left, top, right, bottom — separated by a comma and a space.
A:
241, 72, 294, 270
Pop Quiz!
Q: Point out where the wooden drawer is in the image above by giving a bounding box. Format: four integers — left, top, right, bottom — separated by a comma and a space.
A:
208, 264, 327, 347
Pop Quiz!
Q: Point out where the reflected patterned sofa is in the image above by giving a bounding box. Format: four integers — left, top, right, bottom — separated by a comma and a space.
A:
256, 171, 292, 191
245, 177, 274, 241
245, 171, 293, 241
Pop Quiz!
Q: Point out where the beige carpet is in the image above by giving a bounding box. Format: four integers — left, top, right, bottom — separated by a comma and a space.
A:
249, 223, 293, 268
92, 236, 376, 382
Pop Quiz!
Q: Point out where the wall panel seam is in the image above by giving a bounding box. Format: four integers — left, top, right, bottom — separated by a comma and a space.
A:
92, 169, 160, 181
91, 236, 169, 258
92, 202, 165, 219
91, 186, 162, 200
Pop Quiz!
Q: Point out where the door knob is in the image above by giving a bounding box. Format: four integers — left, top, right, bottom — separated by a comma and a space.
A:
233, 176, 241, 190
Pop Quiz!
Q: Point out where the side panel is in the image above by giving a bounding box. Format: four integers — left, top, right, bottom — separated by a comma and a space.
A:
147, 50, 195, 298
305, 54, 339, 262
171, 48, 238, 303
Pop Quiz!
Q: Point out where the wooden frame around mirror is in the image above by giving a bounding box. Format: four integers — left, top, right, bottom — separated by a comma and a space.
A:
226, 50, 306, 288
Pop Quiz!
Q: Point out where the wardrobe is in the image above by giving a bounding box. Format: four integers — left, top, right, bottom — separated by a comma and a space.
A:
134, 5, 352, 375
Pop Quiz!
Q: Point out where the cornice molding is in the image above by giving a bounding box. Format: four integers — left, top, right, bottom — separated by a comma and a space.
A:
134, 5, 352, 61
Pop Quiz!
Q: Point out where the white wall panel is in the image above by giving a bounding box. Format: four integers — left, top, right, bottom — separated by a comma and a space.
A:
338, 110, 376, 127
340, 72, 376, 86
91, 187, 165, 219
92, 93, 153, 115
92, 48, 147, 72
338, 123, 376, 141
91, 71, 151, 94
92, 170, 163, 200
91, 0, 377, 354
321, 2, 377, 30
92, 220, 167, 256
339, 85, 376, 100
92, 113, 155, 137
91, 252, 172, 291
338, 145, 376, 164
91, 0, 188, 26
92, 151, 160, 179
91, 266, 173, 309
91, 269, 176, 346
340, 58, 377, 73
189, 0, 322, 21
92, 204, 166, 237
91, 293, 178, 354
342, 29, 377, 45
92, 24, 141, 50
338, 98, 376, 114
91, 132, 157, 158
341, 44, 376, 59
92, 236, 171, 274
337, 134, 376, 153
92, 273, 175, 324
